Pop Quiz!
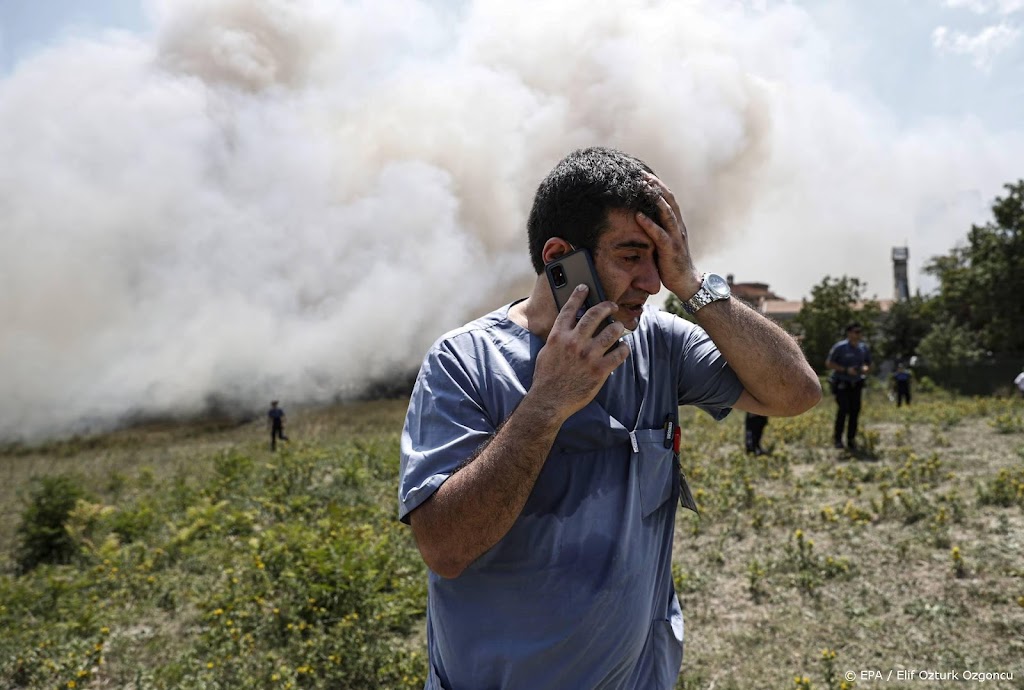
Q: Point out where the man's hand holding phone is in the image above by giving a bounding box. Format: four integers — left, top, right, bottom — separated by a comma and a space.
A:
530, 285, 631, 422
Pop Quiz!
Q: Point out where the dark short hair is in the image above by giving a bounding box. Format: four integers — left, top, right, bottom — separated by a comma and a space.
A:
526, 147, 661, 274
845, 323, 862, 334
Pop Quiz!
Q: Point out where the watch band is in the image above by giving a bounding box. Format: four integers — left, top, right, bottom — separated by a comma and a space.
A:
683, 288, 714, 314
682, 274, 713, 315
682, 273, 730, 315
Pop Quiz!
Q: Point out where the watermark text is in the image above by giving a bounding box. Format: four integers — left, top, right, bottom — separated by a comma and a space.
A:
843, 669, 1014, 683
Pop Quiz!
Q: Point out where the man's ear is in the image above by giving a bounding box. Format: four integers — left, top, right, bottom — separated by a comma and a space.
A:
541, 237, 574, 265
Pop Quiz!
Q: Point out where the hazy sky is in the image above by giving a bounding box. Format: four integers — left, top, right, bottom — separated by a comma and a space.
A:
1, 1, 149, 68
1, 0, 1022, 439
801, 0, 1022, 132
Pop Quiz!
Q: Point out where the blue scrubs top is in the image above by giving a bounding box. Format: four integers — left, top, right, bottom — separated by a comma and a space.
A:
399, 302, 743, 690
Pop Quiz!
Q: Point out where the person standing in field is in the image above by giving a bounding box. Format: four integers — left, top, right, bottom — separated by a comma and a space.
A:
825, 323, 871, 450
892, 361, 912, 407
1014, 367, 1024, 398
267, 400, 289, 451
744, 412, 768, 455
398, 147, 821, 689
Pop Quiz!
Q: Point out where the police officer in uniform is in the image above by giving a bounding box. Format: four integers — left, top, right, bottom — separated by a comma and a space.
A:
825, 323, 871, 450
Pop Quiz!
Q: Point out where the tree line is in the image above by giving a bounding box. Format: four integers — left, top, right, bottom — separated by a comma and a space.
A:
668, 179, 1024, 387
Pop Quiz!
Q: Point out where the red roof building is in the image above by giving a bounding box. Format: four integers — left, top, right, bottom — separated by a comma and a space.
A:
726, 275, 892, 323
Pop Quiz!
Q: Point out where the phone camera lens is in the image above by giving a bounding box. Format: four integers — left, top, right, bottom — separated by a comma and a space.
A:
551, 265, 567, 288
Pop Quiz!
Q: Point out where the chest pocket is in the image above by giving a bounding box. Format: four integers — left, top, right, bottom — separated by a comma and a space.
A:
632, 429, 678, 519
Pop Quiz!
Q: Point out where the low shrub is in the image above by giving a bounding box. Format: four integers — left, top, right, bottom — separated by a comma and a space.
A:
14, 475, 92, 573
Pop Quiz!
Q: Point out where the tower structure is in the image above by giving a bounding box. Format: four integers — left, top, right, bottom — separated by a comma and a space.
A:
892, 246, 909, 302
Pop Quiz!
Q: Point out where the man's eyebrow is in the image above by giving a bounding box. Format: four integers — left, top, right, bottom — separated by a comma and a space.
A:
611, 240, 653, 251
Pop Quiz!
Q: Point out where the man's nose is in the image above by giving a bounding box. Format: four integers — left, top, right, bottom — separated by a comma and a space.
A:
634, 257, 662, 295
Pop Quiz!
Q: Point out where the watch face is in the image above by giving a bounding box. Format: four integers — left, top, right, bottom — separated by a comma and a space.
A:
706, 273, 731, 298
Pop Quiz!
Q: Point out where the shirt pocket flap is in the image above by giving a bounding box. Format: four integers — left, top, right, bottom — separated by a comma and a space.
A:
633, 429, 676, 518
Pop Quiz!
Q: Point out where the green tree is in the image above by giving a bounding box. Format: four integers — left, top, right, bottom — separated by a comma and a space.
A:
916, 316, 985, 384
875, 294, 937, 362
925, 180, 1024, 353
794, 276, 881, 373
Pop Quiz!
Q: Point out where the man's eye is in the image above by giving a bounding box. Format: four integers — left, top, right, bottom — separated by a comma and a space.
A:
623, 255, 641, 263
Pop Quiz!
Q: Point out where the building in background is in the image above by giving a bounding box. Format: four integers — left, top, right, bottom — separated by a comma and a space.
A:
727, 275, 802, 323
726, 274, 895, 324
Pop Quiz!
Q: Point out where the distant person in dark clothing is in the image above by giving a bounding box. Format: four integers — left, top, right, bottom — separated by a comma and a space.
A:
893, 362, 912, 407
826, 323, 871, 450
268, 400, 289, 451
745, 412, 768, 455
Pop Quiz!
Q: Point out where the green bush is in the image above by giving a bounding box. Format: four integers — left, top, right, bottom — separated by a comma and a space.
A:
976, 467, 1024, 508
2, 441, 430, 689
108, 502, 159, 543
14, 475, 92, 573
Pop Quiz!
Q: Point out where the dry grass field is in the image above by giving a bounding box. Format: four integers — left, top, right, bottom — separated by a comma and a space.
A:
1, 388, 1022, 689
672, 389, 1024, 689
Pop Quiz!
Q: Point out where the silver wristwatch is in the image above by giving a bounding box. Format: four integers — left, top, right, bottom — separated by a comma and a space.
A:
682, 273, 731, 315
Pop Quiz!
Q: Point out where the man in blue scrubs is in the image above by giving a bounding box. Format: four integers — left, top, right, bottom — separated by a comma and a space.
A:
399, 148, 821, 689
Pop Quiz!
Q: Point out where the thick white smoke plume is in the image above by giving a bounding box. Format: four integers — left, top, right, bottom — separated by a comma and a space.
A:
1, 0, 1021, 440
